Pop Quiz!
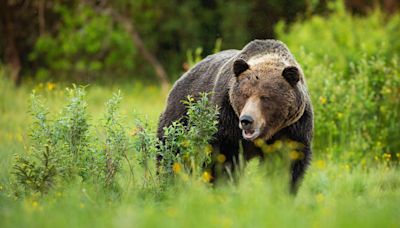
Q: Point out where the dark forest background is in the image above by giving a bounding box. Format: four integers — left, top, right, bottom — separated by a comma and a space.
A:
1, 0, 399, 87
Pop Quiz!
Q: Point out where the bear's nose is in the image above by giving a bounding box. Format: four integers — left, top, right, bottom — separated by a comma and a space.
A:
240, 115, 254, 129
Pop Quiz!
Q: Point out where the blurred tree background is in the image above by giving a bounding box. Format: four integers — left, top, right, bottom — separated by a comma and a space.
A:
0, 0, 398, 86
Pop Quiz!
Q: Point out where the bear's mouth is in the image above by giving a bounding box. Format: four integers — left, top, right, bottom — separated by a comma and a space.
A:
242, 128, 260, 141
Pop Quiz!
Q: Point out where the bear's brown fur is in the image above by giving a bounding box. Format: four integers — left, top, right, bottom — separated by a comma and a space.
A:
157, 39, 313, 193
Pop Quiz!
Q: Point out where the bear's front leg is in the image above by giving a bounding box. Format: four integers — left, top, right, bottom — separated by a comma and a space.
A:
290, 143, 311, 194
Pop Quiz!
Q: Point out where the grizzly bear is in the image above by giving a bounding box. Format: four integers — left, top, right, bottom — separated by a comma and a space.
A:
157, 39, 313, 193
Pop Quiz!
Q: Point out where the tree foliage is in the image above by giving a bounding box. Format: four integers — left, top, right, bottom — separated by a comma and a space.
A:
0, 0, 399, 84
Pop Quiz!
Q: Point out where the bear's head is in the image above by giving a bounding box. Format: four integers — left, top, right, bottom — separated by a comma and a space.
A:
229, 56, 306, 141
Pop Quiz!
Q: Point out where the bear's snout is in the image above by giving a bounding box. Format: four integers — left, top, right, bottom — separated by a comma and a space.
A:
239, 96, 264, 141
239, 115, 254, 130
239, 114, 260, 141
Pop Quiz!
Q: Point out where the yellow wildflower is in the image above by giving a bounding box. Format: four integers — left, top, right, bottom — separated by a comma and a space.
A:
80, 203, 85, 209
287, 140, 303, 150
337, 112, 343, 119
32, 201, 39, 208
361, 158, 366, 167
254, 139, 265, 148
383, 153, 391, 161
319, 96, 327, 105
46, 82, 56, 91
316, 160, 326, 170
172, 163, 182, 174
288, 150, 301, 160
204, 145, 213, 155
272, 140, 283, 150
202, 171, 212, 183
261, 145, 273, 154
216, 154, 226, 163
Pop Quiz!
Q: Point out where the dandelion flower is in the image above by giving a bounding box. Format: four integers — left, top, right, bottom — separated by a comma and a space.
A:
46, 82, 56, 91
289, 150, 300, 160
254, 139, 264, 148
32, 201, 39, 208
261, 145, 273, 154
271, 140, 282, 151
202, 171, 212, 183
172, 163, 182, 174
383, 153, 391, 161
319, 96, 327, 105
216, 154, 226, 163
287, 140, 303, 150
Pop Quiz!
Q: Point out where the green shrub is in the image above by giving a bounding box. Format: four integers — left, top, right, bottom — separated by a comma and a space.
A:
276, 1, 400, 74
12, 86, 129, 195
276, 1, 400, 161
156, 93, 219, 180
29, 5, 136, 81
129, 93, 219, 193
11, 88, 220, 196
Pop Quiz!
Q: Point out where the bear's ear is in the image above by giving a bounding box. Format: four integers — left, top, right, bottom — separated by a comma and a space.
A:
233, 59, 249, 77
282, 66, 300, 86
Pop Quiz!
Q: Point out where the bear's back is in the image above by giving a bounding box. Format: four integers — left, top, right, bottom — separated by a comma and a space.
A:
174, 49, 239, 96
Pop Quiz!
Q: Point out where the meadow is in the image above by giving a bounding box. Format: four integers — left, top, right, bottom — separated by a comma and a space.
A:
1, 5, 400, 228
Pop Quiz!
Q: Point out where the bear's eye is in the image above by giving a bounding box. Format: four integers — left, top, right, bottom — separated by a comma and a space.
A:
260, 96, 271, 102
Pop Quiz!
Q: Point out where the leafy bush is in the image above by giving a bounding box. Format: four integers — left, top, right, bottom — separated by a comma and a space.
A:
276, 1, 400, 161
140, 93, 219, 184
12, 86, 129, 195
12, 88, 220, 196
276, 1, 400, 74
29, 5, 136, 81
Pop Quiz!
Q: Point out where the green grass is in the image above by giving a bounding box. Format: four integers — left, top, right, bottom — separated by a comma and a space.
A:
0, 79, 399, 228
